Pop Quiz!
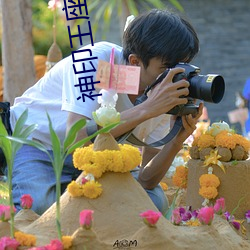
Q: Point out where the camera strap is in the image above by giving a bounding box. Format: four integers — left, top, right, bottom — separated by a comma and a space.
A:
116, 116, 183, 147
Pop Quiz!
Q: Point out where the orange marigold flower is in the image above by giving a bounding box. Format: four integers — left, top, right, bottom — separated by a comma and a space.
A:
172, 166, 188, 188
192, 137, 199, 147
199, 174, 220, 188
199, 186, 218, 199
215, 131, 237, 149
233, 134, 250, 151
14, 231, 36, 247
160, 182, 168, 191
197, 134, 215, 149
62, 236, 73, 249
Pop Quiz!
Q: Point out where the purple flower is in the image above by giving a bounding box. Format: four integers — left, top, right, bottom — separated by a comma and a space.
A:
192, 210, 198, 218
231, 220, 241, 230
245, 210, 250, 223
223, 211, 234, 221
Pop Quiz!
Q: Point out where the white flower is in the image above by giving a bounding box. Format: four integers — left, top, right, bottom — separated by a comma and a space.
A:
124, 15, 135, 31
98, 89, 118, 108
93, 107, 120, 127
206, 121, 232, 136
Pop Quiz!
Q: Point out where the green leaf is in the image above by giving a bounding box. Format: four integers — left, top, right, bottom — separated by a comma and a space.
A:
47, 113, 62, 174
12, 109, 28, 137
63, 118, 86, 151
6, 136, 52, 161
11, 124, 38, 154
0, 120, 12, 162
230, 196, 245, 219
165, 188, 180, 220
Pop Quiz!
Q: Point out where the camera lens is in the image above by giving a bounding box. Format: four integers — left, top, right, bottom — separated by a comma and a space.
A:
189, 74, 225, 103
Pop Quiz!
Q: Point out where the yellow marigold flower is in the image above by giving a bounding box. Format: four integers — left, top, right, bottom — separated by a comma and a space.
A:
14, 231, 36, 247
199, 174, 220, 188
104, 150, 124, 172
67, 181, 84, 197
73, 146, 94, 168
172, 166, 188, 189
160, 182, 168, 191
119, 144, 142, 172
62, 235, 73, 249
215, 131, 237, 149
199, 186, 218, 199
197, 134, 215, 149
73, 144, 142, 177
82, 163, 105, 178
82, 180, 102, 199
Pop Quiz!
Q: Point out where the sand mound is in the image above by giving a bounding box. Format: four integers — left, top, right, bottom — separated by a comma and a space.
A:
186, 159, 250, 219
11, 171, 250, 250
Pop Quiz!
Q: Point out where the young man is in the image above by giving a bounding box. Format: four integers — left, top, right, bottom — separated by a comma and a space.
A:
8, 9, 202, 215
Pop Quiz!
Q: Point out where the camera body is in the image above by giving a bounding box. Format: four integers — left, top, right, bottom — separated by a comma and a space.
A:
135, 63, 225, 116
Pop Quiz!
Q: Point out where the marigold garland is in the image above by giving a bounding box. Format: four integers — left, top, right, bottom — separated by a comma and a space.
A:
199, 168, 220, 202
197, 134, 215, 149
193, 129, 250, 152
73, 144, 142, 177
69, 139, 142, 199
215, 131, 237, 149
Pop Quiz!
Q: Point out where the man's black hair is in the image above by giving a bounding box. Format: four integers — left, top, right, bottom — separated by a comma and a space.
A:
122, 9, 199, 68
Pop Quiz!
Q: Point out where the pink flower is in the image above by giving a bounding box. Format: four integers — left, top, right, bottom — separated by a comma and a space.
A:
81, 177, 88, 185
79, 210, 94, 229
0, 236, 19, 249
171, 208, 182, 225
47, 239, 64, 250
197, 207, 214, 225
28, 247, 47, 250
48, 0, 62, 11
213, 197, 225, 215
20, 194, 33, 209
139, 210, 162, 227
0, 205, 16, 221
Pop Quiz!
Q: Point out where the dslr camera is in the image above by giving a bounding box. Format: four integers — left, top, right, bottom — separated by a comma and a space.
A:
135, 63, 225, 116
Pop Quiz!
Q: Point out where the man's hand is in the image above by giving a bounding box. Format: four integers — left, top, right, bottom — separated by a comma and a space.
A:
141, 67, 190, 118
171, 102, 204, 145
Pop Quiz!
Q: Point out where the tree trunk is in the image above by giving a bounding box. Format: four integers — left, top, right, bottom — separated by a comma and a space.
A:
120, 0, 130, 38
1, 0, 35, 104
